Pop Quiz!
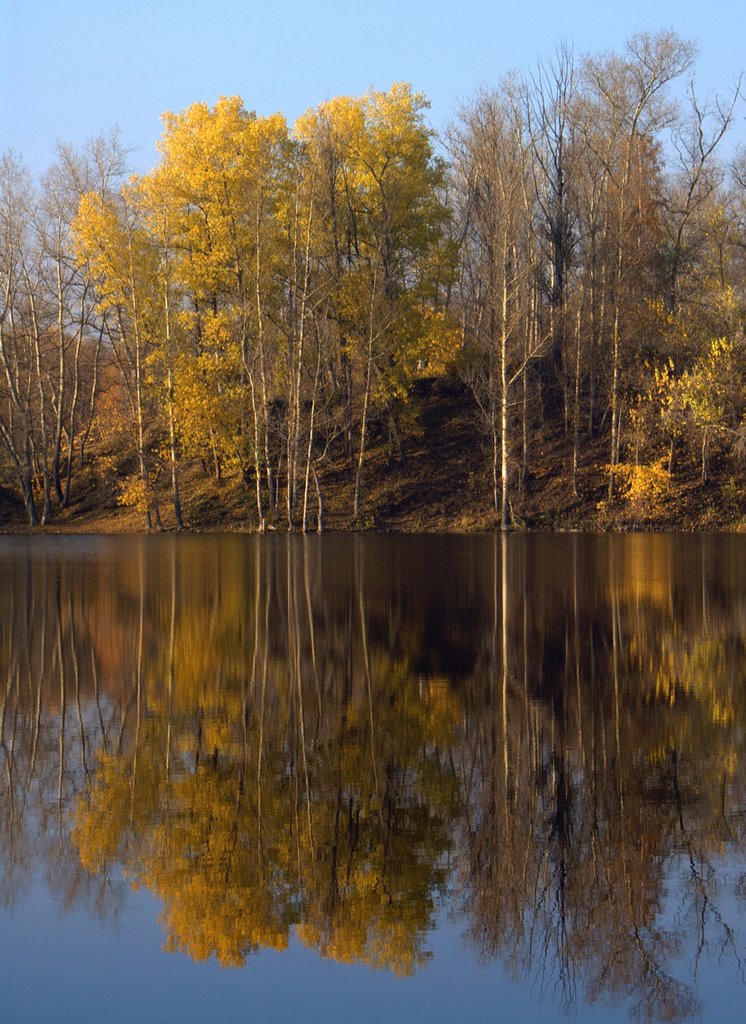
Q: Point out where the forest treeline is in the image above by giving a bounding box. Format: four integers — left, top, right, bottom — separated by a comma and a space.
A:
1, 31, 745, 531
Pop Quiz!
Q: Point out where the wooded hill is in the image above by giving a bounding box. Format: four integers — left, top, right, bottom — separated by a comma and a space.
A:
1, 31, 745, 532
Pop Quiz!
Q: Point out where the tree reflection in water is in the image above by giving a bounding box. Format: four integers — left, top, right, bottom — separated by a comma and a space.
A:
0, 534, 744, 1019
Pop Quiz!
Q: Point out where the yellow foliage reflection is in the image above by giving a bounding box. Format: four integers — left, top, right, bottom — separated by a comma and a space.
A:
1, 535, 745, 1019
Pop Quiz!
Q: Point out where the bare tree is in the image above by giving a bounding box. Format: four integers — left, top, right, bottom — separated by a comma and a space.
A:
451, 81, 544, 528
581, 31, 696, 499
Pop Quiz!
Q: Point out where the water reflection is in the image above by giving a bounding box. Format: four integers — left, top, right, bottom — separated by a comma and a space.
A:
0, 534, 745, 1020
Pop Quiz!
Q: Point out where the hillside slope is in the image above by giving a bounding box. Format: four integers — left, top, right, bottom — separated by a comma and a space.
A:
1, 376, 745, 533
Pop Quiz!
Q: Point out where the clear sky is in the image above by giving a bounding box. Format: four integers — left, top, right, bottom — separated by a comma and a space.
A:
1, 0, 744, 176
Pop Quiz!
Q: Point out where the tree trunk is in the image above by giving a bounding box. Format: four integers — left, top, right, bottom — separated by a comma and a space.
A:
28, 278, 52, 524
247, 371, 265, 531
572, 301, 582, 497
52, 259, 66, 506
167, 366, 183, 530
354, 264, 379, 523
500, 235, 510, 532
164, 283, 183, 530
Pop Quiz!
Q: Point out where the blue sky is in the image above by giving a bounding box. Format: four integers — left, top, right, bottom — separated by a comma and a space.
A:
1, 0, 744, 175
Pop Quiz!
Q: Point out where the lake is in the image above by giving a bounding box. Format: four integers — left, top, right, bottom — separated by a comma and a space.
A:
0, 533, 744, 1023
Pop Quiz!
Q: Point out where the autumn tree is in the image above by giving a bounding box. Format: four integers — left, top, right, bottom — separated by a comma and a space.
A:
141, 97, 293, 528
74, 187, 165, 527
297, 84, 454, 523
451, 80, 543, 528
0, 153, 42, 523
0, 133, 127, 526
581, 32, 696, 498
526, 45, 579, 416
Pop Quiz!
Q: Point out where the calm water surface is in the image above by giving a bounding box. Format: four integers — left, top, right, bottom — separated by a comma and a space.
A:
0, 534, 744, 1023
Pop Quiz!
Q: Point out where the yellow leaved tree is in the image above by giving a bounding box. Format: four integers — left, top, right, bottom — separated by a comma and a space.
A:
140, 98, 293, 527
73, 189, 166, 528
296, 84, 455, 522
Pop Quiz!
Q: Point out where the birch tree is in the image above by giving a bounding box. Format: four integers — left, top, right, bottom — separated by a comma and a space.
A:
451, 82, 543, 528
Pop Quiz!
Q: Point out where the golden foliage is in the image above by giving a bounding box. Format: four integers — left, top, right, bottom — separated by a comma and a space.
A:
599, 459, 671, 523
